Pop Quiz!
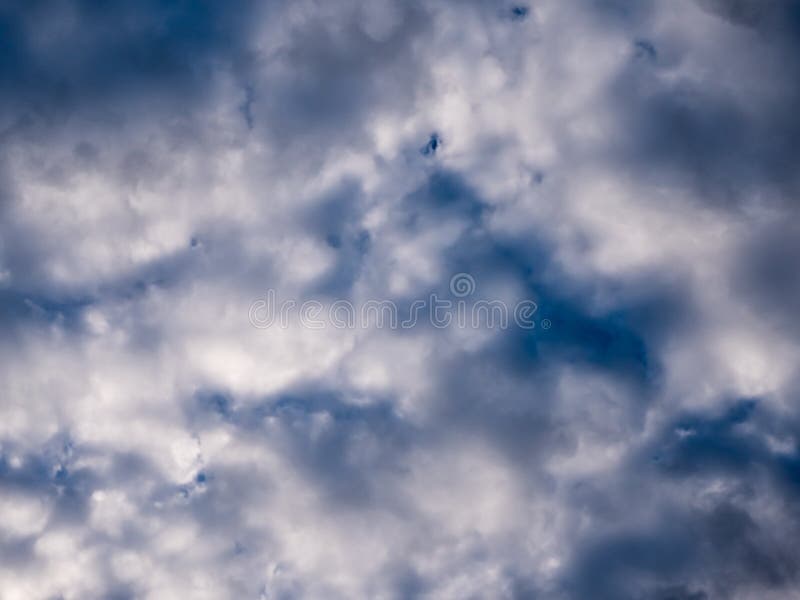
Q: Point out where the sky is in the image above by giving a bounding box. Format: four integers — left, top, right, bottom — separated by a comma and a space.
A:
1, 0, 800, 598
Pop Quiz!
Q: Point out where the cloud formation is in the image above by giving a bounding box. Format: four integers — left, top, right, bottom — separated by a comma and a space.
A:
1, 0, 799, 598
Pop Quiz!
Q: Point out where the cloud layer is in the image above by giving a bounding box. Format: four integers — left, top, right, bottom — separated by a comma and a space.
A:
1, 1, 800, 598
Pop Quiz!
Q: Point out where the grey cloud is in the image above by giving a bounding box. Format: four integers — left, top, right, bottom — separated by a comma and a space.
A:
1, 1, 800, 598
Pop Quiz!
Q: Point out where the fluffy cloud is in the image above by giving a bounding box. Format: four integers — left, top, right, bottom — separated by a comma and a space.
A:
1, 1, 799, 598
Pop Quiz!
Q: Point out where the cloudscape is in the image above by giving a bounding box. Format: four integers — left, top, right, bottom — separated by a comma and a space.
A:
1, 1, 800, 598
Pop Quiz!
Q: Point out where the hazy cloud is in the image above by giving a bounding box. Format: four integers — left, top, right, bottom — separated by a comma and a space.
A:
1, 1, 799, 598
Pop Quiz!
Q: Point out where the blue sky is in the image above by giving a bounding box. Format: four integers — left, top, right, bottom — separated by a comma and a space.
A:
1, 1, 800, 598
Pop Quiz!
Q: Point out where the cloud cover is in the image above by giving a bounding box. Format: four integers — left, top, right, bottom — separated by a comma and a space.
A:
1, 0, 800, 598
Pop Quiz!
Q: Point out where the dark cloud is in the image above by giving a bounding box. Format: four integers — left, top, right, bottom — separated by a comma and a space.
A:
569, 401, 798, 598
599, 1, 800, 211
551, 400, 800, 599
733, 221, 800, 335
0, 0, 258, 126
252, 1, 431, 164
302, 179, 371, 296
695, 0, 800, 34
